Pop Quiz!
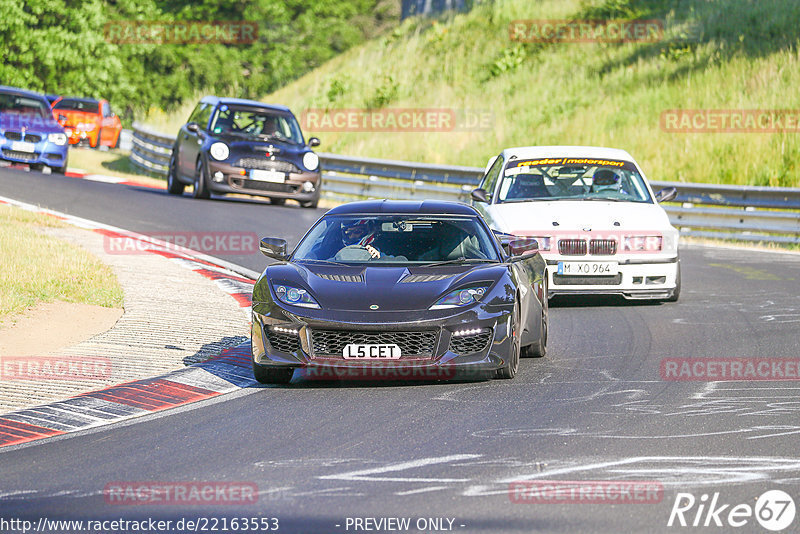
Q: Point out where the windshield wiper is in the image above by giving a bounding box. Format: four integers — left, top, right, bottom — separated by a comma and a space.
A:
296, 258, 350, 267
420, 258, 498, 267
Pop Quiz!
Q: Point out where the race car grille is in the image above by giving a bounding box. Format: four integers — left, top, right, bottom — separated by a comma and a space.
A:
449, 331, 492, 355
237, 158, 300, 174
589, 239, 617, 255
2, 149, 37, 162
231, 178, 297, 193
266, 330, 300, 354
4, 132, 42, 143
311, 330, 437, 358
552, 273, 622, 285
558, 239, 587, 256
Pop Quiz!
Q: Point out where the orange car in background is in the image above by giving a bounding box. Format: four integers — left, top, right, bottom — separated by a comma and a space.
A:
52, 97, 122, 148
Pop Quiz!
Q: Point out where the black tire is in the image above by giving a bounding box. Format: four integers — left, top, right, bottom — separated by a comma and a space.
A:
666, 260, 681, 302
53, 156, 68, 175
112, 130, 120, 149
167, 150, 185, 195
301, 198, 319, 208
92, 128, 102, 149
193, 158, 210, 199
270, 197, 286, 206
497, 301, 521, 379
522, 278, 548, 358
252, 362, 293, 384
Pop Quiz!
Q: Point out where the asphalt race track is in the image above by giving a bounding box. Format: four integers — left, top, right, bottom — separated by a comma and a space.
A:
1, 167, 800, 533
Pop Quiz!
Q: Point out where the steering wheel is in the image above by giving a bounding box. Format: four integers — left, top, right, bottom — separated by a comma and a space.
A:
334, 245, 375, 261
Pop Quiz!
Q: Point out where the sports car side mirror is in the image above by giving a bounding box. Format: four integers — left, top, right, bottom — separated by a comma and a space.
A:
308, 137, 321, 147
186, 122, 200, 133
260, 237, 288, 260
508, 237, 539, 262
471, 188, 488, 203
655, 187, 677, 203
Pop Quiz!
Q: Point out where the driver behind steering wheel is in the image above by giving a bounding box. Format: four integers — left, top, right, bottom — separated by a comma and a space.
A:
340, 219, 381, 259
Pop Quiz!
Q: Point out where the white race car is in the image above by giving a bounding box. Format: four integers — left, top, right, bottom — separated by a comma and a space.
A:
471, 146, 680, 301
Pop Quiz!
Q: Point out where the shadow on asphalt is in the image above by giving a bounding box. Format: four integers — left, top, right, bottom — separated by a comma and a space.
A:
549, 294, 666, 308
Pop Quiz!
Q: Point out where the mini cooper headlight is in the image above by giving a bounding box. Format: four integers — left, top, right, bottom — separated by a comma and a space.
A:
209, 142, 230, 161
48, 133, 67, 146
302, 151, 319, 171
273, 284, 320, 309
430, 285, 490, 310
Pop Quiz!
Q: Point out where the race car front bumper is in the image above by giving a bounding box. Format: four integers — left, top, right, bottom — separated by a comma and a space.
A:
546, 255, 679, 299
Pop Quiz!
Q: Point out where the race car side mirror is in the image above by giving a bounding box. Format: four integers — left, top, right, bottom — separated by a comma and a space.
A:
260, 237, 288, 261
471, 188, 488, 203
186, 122, 200, 133
308, 137, 321, 147
655, 187, 677, 203
508, 237, 539, 262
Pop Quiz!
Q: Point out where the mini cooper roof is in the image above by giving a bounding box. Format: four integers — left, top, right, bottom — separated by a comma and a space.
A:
326, 199, 479, 216
499, 145, 636, 163
0, 85, 49, 102
198, 95, 291, 114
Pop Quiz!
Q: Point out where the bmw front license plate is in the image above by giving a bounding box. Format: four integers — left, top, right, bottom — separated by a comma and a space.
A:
10, 141, 36, 153
557, 261, 618, 275
343, 344, 401, 359
250, 169, 285, 183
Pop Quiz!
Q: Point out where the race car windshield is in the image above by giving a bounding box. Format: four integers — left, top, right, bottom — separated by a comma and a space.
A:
53, 99, 100, 114
0, 93, 50, 118
209, 106, 304, 144
293, 215, 501, 264
498, 158, 652, 203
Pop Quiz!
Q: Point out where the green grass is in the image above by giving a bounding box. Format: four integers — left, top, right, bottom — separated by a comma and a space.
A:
147, 0, 800, 187
0, 205, 124, 323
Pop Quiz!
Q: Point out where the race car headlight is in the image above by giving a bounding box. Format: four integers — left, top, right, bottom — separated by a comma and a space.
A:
273, 284, 320, 309
430, 285, 489, 310
302, 151, 319, 171
48, 133, 67, 146
622, 235, 662, 252
209, 142, 230, 161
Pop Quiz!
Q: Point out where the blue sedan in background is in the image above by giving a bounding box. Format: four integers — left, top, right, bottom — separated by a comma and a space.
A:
0, 85, 69, 174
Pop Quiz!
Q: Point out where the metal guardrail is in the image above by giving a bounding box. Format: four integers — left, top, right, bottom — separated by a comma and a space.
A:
131, 123, 800, 244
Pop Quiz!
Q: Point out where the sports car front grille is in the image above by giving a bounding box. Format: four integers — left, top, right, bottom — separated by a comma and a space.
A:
4, 132, 42, 143
552, 273, 622, 285
2, 149, 37, 161
311, 330, 437, 358
448, 331, 492, 355
236, 158, 300, 174
266, 330, 300, 354
589, 239, 617, 255
231, 178, 297, 193
558, 239, 587, 255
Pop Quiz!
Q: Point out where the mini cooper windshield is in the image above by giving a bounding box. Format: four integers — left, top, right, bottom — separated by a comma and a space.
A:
293, 215, 501, 264
209, 105, 304, 144
498, 157, 652, 203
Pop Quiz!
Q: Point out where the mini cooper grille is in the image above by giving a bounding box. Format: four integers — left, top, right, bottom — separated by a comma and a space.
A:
553, 273, 622, 285
589, 239, 617, 255
237, 158, 300, 174
231, 179, 297, 193
4, 132, 42, 143
558, 239, 588, 256
448, 331, 492, 355
1, 149, 37, 161
311, 330, 437, 358
266, 330, 300, 354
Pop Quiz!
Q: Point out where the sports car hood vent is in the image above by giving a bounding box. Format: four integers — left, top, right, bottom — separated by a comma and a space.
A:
316, 273, 364, 283
401, 273, 454, 283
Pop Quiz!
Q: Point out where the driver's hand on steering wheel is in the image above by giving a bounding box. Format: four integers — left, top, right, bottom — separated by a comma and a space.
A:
365, 244, 381, 259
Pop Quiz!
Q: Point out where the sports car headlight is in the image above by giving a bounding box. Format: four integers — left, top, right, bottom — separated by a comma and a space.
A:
302, 151, 319, 171
48, 133, 67, 146
622, 235, 662, 252
273, 284, 320, 309
430, 285, 489, 310
209, 142, 230, 161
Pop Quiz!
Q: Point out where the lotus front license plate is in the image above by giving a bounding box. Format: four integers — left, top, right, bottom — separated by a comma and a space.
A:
557, 261, 618, 275
343, 344, 401, 359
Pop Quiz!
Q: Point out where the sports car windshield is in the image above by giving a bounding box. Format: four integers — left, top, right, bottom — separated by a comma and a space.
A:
293, 215, 501, 264
498, 157, 652, 203
209, 106, 303, 144
0, 93, 50, 117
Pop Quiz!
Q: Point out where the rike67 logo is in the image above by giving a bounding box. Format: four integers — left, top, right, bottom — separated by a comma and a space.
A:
668, 490, 796, 531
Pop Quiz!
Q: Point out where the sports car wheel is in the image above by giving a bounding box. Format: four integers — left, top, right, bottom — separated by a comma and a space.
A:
523, 279, 548, 358
167, 150, 185, 195
497, 301, 521, 379
252, 362, 293, 384
193, 158, 210, 199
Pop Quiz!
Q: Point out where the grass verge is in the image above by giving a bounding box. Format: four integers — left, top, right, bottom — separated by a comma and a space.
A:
0, 204, 124, 325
